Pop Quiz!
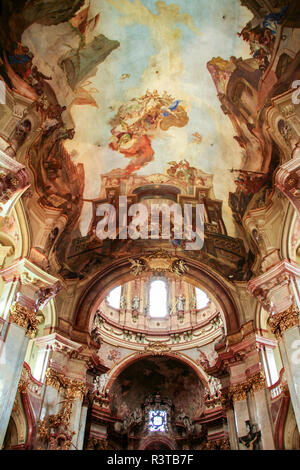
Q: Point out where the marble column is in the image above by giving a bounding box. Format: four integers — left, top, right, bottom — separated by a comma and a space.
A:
0, 259, 61, 447
248, 260, 300, 432
37, 334, 88, 450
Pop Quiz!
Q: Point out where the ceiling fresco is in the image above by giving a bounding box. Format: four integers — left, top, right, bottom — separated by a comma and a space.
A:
21, 0, 252, 236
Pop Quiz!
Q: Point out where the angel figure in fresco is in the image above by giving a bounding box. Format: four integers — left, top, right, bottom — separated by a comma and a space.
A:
238, 6, 288, 67
109, 90, 188, 175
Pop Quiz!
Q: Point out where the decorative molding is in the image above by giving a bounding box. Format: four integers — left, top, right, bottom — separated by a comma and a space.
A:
45, 367, 88, 399
129, 250, 189, 277
143, 341, 171, 356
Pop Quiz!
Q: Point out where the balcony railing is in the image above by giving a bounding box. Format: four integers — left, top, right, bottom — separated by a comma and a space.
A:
268, 369, 287, 400
21, 362, 43, 397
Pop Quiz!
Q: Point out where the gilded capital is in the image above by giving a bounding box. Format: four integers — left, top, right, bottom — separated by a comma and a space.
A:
45, 367, 88, 399
229, 382, 248, 402
9, 301, 39, 337
229, 371, 267, 401
267, 305, 299, 339
248, 371, 266, 393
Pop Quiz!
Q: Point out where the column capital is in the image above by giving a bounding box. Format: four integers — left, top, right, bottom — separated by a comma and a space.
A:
267, 304, 299, 339
9, 301, 39, 337
45, 367, 88, 400
229, 371, 267, 401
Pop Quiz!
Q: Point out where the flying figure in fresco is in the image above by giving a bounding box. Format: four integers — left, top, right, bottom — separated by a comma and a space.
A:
109, 90, 189, 175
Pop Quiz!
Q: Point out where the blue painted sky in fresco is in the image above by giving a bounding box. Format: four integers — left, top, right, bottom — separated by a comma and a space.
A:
66, 0, 252, 235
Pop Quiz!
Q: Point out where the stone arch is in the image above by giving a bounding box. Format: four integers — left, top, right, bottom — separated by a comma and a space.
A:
105, 351, 209, 394
72, 256, 240, 343
139, 435, 176, 450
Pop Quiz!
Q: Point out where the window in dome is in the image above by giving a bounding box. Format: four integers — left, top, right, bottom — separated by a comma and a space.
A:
149, 279, 168, 318
107, 285, 122, 309
195, 288, 210, 309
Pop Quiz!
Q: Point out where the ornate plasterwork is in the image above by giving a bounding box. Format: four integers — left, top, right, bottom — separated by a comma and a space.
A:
9, 301, 39, 337
267, 305, 299, 339
38, 398, 76, 450
39, 367, 88, 449
45, 367, 88, 399
129, 250, 189, 277
143, 341, 172, 356
247, 371, 266, 393
229, 382, 248, 402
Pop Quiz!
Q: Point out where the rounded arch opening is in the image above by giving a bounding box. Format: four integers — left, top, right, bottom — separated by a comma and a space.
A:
73, 257, 240, 342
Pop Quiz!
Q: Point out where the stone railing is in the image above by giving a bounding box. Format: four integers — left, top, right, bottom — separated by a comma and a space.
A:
19, 362, 43, 397
268, 369, 287, 401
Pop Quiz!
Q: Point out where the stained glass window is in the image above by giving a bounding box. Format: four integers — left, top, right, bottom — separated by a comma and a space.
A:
148, 410, 167, 432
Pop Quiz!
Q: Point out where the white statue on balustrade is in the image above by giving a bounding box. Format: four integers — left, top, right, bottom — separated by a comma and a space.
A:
176, 294, 185, 312
208, 376, 221, 396
93, 373, 108, 395
131, 296, 140, 311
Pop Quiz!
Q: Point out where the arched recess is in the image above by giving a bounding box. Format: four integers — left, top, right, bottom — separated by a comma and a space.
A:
2, 393, 29, 449
105, 351, 210, 394
72, 256, 240, 343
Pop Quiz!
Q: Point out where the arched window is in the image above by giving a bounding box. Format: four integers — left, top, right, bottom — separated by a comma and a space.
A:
195, 288, 209, 309
149, 279, 168, 318
107, 285, 121, 309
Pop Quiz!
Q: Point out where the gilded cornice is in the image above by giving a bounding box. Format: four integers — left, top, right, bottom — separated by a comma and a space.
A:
229, 371, 266, 401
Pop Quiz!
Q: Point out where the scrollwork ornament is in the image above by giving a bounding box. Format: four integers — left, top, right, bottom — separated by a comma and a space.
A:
144, 341, 171, 356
